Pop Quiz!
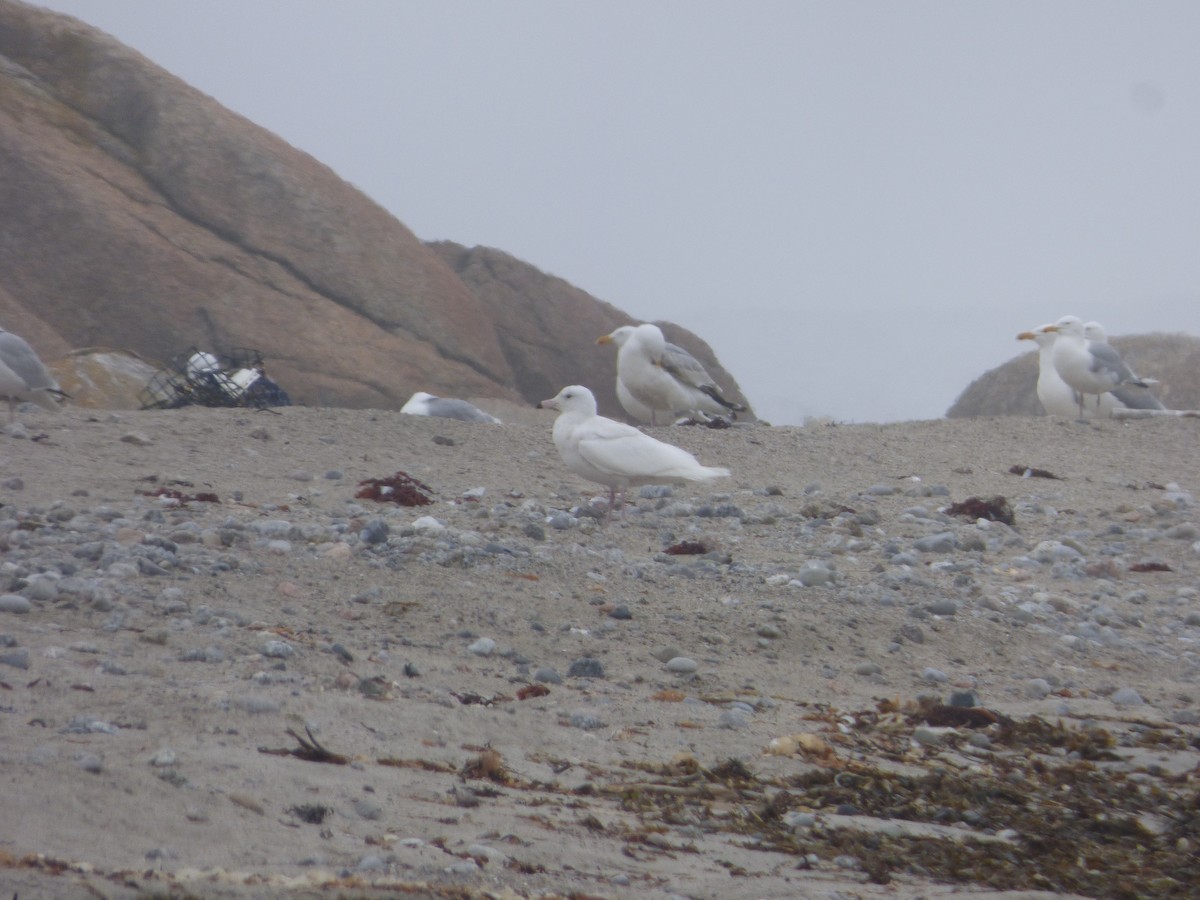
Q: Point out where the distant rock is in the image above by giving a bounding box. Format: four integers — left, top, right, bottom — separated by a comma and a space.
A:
947, 332, 1200, 417
0, 2, 749, 417
429, 242, 751, 421
49, 349, 164, 409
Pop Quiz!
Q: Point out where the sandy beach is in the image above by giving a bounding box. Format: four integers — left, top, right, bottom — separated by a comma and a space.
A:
1, 403, 1198, 899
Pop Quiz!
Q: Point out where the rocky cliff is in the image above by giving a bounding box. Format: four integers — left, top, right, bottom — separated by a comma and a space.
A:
0, 0, 749, 419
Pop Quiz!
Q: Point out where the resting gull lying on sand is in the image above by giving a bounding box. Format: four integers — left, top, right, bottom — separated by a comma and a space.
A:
538, 384, 729, 518
400, 392, 501, 424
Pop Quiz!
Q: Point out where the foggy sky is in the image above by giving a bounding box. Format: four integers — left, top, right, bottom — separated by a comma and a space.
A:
32, 1, 1200, 424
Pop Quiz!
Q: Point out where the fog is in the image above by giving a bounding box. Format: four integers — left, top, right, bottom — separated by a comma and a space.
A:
35, 1, 1200, 423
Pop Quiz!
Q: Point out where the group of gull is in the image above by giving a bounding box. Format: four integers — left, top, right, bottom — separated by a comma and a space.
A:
537, 323, 741, 517
403, 323, 740, 519
11, 312, 1163, 522
1017, 315, 1163, 418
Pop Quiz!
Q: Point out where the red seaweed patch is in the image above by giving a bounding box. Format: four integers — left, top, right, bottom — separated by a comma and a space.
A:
356, 471, 434, 506
665, 540, 709, 555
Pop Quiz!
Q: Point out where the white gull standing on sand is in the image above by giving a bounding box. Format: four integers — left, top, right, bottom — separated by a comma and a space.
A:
400, 391, 501, 424
1048, 315, 1154, 417
1082, 321, 1165, 414
597, 323, 744, 425
0, 327, 65, 421
1019, 322, 1164, 418
537, 384, 729, 517
1017, 324, 1083, 418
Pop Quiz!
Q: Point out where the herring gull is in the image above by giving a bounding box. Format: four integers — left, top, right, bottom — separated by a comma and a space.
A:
597, 323, 744, 425
401, 391, 501, 424
537, 384, 729, 517
1017, 324, 1081, 418
1082, 322, 1164, 413
1048, 315, 1153, 417
0, 328, 66, 421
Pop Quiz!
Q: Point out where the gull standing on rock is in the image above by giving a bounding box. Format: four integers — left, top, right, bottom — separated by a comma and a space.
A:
1048, 315, 1153, 417
0, 327, 66, 421
537, 384, 729, 518
597, 323, 744, 425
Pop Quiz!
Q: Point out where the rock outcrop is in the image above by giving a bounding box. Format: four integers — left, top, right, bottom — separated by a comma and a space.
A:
0, 1, 750, 418
428, 242, 750, 420
947, 332, 1200, 417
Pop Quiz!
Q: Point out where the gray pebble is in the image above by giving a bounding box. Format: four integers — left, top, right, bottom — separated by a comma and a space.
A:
0, 594, 32, 614
62, 716, 119, 735
547, 512, 576, 530
261, 640, 294, 659
75, 752, 104, 773
534, 667, 562, 684
353, 798, 383, 820
235, 695, 281, 715
467, 637, 496, 656
360, 519, 390, 544
914, 532, 957, 553
356, 853, 387, 872
854, 661, 882, 677
1025, 678, 1053, 700
718, 709, 750, 729
1110, 687, 1144, 707
795, 561, 835, 586
608, 604, 632, 620
0, 648, 31, 669
666, 656, 699, 674
912, 726, 944, 747
567, 657, 605, 679
927, 599, 958, 616
921, 667, 949, 684
569, 710, 606, 730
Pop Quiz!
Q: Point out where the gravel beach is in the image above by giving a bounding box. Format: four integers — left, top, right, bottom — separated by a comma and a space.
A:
2, 404, 1198, 899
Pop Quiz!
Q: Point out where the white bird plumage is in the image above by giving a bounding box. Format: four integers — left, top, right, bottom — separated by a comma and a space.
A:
1017, 324, 1083, 418
597, 324, 744, 425
400, 391, 501, 424
1048, 315, 1153, 417
0, 328, 65, 421
538, 385, 729, 516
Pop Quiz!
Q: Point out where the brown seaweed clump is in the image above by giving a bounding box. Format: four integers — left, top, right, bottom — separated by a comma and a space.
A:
356, 471, 434, 506
946, 495, 1014, 527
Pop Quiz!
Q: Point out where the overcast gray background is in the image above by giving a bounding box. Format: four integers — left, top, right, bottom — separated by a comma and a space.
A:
33, 1, 1200, 424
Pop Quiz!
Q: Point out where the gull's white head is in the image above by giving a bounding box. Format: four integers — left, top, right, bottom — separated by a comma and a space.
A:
597, 326, 636, 347
1083, 321, 1109, 342
538, 384, 598, 415
1046, 315, 1084, 337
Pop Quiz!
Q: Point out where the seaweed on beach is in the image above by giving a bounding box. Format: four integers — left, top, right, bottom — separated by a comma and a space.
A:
355, 471, 434, 506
